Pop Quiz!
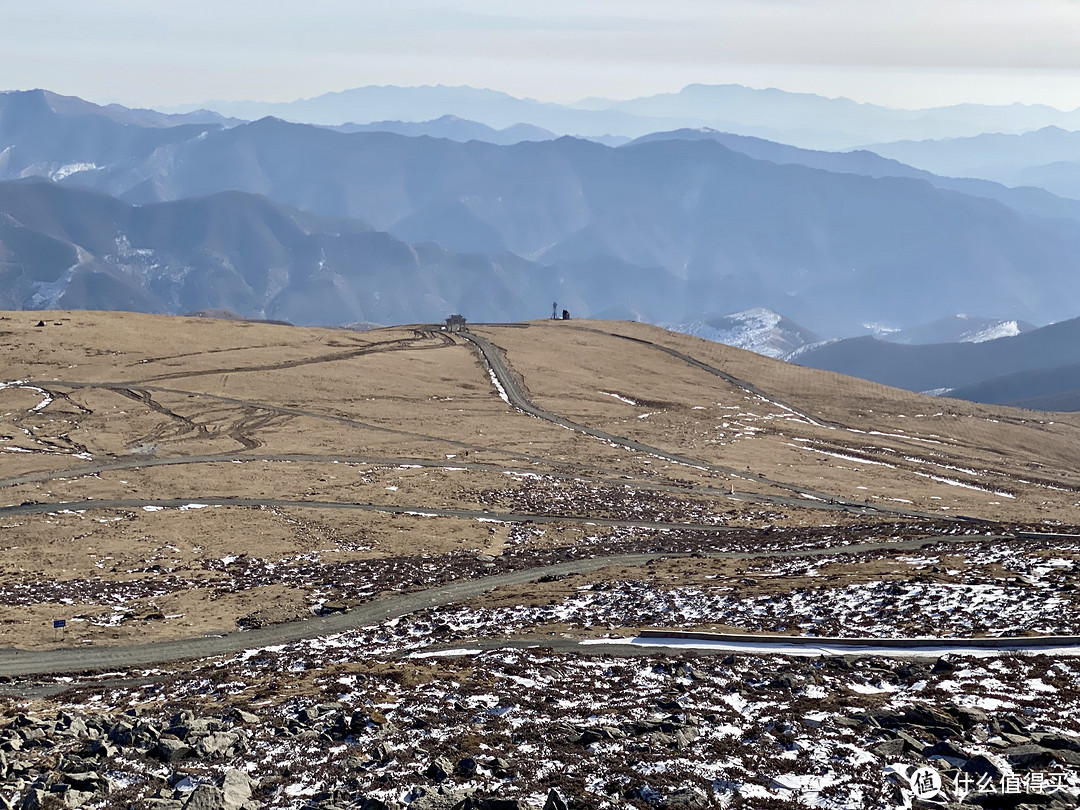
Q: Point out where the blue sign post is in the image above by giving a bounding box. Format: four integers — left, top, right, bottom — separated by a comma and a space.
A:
54, 618, 66, 642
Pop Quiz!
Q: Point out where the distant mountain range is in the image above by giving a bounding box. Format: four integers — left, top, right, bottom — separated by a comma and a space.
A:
6, 87, 1080, 348
875, 314, 1036, 346
167, 83, 1080, 151
3, 88, 237, 129
9, 109, 1080, 333
0, 90, 226, 189
327, 115, 557, 146
630, 128, 1080, 222
865, 126, 1080, 200
668, 309, 822, 358
791, 316, 1080, 410
667, 309, 1031, 361
0, 178, 557, 325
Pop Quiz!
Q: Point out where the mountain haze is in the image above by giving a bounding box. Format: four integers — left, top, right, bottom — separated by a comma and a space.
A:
0, 178, 557, 325
35, 116, 1080, 333
329, 115, 556, 145
631, 128, 1080, 222
865, 126, 1080, 177
0, 90, 223, 186
6, 89, 1080, 346
173, 84, 1080, 150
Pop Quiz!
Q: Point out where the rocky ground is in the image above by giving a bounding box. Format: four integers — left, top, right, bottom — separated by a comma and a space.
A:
3, 518, 1080, 809
4, 314, 1080, 809
3, 621, 1080, 810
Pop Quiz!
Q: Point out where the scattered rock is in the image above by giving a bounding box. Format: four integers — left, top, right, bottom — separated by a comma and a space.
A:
454, 757, 477, 778
183, 784, 227, 810
196, 731, 242, 760
220, 769, 254, 809
231, 710, 260, 725
924, 739, 970, 766
948, 705, 989, 729
84, 740, 117, 759
155, 738, 195, 763
902, 705, 962, 734
963, 754, 1006, 780
425, 757, 453, 782
872, 738, 906, 759
62, 772, 104, 793
237, 605, 307, 629
1039, 734, 1080, 753
451, 799, 523, 810
659, 787, 709, 809
1003, 744, 1060, 769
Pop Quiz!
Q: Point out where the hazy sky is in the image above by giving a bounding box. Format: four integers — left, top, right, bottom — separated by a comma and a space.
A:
6, 0, 1080, 110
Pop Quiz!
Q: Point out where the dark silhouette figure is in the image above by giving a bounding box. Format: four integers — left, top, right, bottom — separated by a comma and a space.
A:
562, 310, 570, 320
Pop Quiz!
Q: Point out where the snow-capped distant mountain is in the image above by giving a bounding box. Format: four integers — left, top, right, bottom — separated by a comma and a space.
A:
788, 314, 1080, 410
879, 314, 1037, 345
963, 320, 1028, 343
667, 309, 821, 358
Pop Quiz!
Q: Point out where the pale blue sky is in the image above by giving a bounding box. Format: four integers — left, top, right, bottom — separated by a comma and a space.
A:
5, 0, 1080, 110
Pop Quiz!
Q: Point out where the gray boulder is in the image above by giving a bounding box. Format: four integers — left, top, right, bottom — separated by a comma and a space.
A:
659, 787, 709, 809
196, 732, 242, 760
1039, 734, 1080, 753
62, 789, 97, 808
1004, 744, 1060, 768
963, 753, 1006, 780
183, 785, 226, 810
221, 769, 254, 809
62, 772, 105, 793
425, 757, 453, 782
924, 740, 970, 767
155, 739, 195, 763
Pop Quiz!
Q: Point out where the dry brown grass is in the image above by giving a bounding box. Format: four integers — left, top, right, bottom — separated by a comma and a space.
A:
474, 320, 1080, 521
1, 311, 1077, 649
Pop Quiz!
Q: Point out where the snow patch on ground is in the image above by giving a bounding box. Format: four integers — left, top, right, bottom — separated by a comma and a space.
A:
599, 391, 639, 405
487, 368, 510, 404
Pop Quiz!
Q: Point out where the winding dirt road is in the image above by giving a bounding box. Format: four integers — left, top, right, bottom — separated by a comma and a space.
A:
0, 531, 1029, 678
